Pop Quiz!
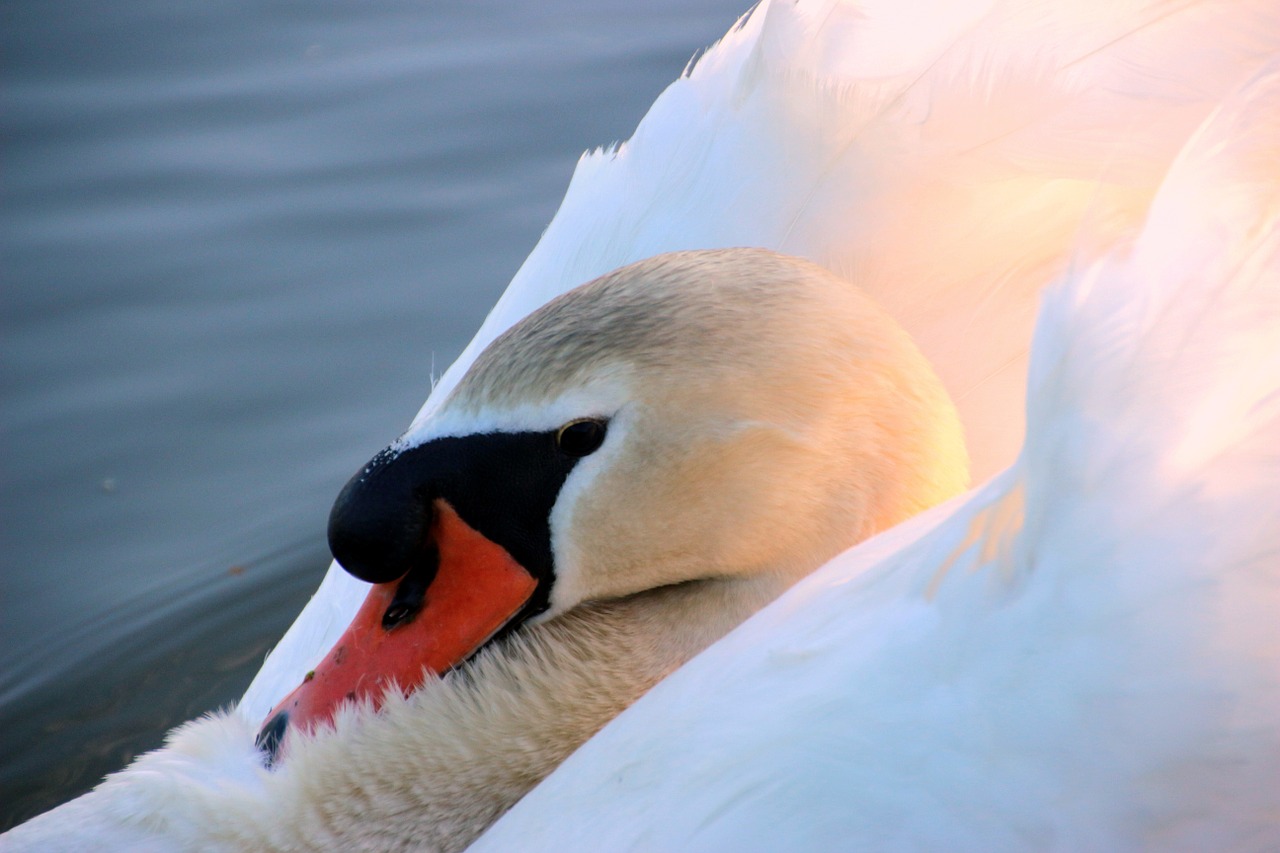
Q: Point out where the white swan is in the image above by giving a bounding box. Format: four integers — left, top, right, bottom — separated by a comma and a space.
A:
241, 0, 1280, 724
5, 0, 1277, 850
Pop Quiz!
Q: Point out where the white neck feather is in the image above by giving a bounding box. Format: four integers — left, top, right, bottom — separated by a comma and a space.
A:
52, 575, 790, 852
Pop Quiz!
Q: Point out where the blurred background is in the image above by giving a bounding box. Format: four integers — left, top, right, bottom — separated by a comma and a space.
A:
0, 0, 746, 828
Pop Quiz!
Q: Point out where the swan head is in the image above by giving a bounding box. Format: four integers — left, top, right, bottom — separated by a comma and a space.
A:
258, 248, 968, 757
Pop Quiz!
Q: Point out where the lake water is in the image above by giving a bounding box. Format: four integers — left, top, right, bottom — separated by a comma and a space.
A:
0, 0, 748, 829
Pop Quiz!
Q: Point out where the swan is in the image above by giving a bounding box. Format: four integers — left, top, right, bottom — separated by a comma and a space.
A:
5, 0, 1277, 849
240, 0, 1279, 725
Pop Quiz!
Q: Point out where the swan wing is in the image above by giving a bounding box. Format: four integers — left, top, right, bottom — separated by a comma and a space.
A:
470, 62, 1280, 851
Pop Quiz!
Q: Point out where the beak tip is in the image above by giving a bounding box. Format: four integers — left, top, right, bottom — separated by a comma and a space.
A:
255, 710, 290, 767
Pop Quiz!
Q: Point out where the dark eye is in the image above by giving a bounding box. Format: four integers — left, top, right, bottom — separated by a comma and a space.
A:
555, 418, 607, 458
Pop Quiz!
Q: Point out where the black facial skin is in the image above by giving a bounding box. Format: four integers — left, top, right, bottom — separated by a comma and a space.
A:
327, 425, 605, 637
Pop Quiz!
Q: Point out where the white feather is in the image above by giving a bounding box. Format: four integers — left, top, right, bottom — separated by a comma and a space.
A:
470, 60, 1280, 851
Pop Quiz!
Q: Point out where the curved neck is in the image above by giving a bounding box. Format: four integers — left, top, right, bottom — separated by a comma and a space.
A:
209, 574, 791, 852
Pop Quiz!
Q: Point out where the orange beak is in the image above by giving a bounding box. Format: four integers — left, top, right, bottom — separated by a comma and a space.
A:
257, 499, 537, 760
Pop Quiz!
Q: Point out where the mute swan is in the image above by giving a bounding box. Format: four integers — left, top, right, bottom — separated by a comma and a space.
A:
6, 0, 1278, 850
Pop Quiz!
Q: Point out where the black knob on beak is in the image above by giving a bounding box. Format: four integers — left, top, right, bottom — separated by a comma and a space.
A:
328, 447, 434, 585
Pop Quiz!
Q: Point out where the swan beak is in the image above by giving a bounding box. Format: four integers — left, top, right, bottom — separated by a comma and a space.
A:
255, 499, 537, 763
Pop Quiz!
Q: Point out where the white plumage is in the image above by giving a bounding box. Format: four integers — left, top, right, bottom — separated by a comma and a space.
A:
471, 56, 1280, 851
6, 0, 1278, 850
243, 0, 1280, 723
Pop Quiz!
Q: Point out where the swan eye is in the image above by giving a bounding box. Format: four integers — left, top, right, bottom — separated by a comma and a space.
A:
555, 419, 607, 458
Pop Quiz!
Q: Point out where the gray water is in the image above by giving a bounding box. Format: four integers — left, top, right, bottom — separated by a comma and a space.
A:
0, 0, 747, 829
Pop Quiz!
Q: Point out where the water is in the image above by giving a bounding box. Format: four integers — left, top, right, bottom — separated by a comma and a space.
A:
0, 0, 747, 829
